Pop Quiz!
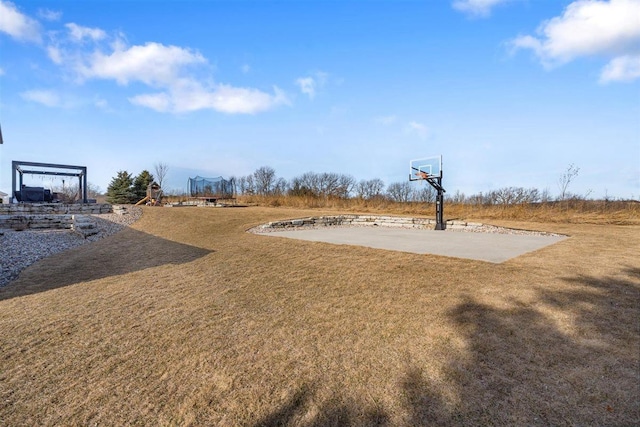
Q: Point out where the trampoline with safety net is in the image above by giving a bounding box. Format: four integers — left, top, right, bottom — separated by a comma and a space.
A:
187, 176, 235, 203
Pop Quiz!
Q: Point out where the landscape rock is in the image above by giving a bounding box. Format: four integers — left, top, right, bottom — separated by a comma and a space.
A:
0, 207, 142, 288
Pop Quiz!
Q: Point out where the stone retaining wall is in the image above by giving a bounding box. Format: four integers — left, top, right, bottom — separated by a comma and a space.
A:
0, 214, 73, 230
256, 215, 484, 231
0, 203, 111, 215
0, 204, 111, 231
0, 214, 99, 234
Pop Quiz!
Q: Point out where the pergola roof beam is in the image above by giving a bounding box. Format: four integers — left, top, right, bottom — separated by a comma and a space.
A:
19, 170, 85, 177
14, 161, 86, 171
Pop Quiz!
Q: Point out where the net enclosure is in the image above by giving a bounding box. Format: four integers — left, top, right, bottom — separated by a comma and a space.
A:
188, 176, 235, 199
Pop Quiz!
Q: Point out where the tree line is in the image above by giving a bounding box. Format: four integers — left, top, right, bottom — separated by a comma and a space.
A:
233, 166, 414, 200
230, 166, 584, 205
108, 162, 607, 205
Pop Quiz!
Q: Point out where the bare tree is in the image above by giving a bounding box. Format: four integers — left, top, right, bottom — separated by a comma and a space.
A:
356, 179, 385, 199
386, 182, 413, 203
465, 192, 485, 206
490, 187, 540, 205
273, 177, 289, 196
336, 174, 356, 199
154, 162, 169, 189
87, 182, 103, 198
448, 190, 466, 204
558, 163, 579, 200
296, 172, 320, 197
49, 181, 101, 202
253, 166, 276, 196
236, 176, 245, 195
413, 185, 436, 203
236, 175, 255, 195
228, 175, 239, 195
289, 175, 312, 197
318, 172, 340, 197
288, 172, 353, 198
242, 175, 255, 195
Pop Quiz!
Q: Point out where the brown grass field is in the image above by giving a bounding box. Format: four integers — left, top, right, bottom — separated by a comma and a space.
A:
1, 205, 638, 426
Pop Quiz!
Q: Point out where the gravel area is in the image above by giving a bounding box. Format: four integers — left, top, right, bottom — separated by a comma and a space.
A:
249, 222, 562, 237
445, 224, 562, 236
0, 207, 142, 288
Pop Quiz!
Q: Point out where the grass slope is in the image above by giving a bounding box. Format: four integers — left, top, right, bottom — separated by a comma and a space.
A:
1, 207, 638, 426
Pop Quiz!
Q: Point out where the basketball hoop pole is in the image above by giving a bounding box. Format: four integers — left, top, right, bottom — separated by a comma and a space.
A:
409, 156, 446, 230
435, 184, 445, 230
427, 174, 445, 230
409, 172, 446, 230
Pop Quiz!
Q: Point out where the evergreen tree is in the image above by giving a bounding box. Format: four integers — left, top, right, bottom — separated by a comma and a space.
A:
106, 171, 134, 204
132, 170, 155, 201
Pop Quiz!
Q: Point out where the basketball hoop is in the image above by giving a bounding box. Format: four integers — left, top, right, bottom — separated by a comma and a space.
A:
409, 155, 446, 230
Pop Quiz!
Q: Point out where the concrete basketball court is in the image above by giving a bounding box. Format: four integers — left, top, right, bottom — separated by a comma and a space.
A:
262, 227, 567, 263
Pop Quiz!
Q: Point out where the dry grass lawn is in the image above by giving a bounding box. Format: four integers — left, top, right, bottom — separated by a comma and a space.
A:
1, 206, 638, 426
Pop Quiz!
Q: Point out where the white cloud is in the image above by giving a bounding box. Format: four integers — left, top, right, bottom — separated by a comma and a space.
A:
129, 92, 171, 112
241, 64, 251, 74
76, 42, 290, 114
21, 89, 60, 107
38, 8, 61, 22
209, 84, 290, 114
46, 45, 63, 64
452, 0, 510, 17
76, 42, 206, 86
66, 23, 106, 42
2, 11, 289, 115
0, 0, 42, 43
405, 121, 430, 140
600, 54, 640, 83
296, 76, 317, 99
295, 71, 329, 99
130, 80, 290, 114
511, 0, 640, 82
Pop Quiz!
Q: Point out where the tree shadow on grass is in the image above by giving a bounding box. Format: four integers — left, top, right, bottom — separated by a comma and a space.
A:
0, 228, 212, 301
402, 265, 640, 426
253, 267, 639, 426
253, 384, 390, 427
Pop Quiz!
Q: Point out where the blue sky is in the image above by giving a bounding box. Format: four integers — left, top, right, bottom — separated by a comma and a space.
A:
1, 0, 639, 199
